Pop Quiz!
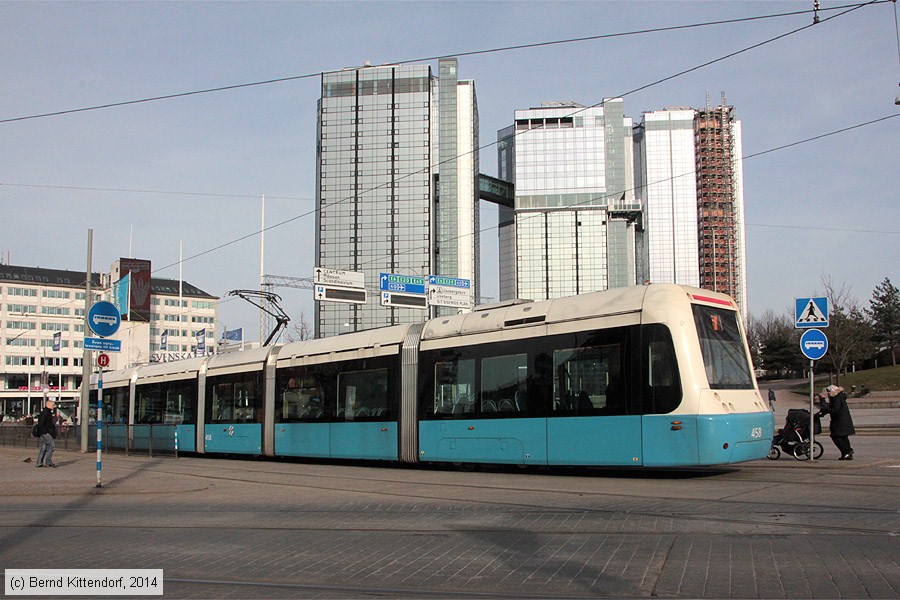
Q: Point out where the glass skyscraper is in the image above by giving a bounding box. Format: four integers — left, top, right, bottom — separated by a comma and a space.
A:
315, 60, 478, 337
633, 109, 701, 288
497, 100, 638, 302
633, 104, 747, 317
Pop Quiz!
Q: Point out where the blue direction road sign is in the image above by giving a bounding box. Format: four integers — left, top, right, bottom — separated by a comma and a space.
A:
795, 297, 829, 328
84, 337, 122, 352
87, 301, 121, 337
428, 275, 471, 289
380, 273, 426, 295
800, 328, 828, 360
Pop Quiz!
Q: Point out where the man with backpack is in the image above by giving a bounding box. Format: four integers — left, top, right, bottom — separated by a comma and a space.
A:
36, 399, 58, 468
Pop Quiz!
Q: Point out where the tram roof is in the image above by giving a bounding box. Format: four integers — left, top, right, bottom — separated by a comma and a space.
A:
422, 284, 736, 341
277, 324, 410, 362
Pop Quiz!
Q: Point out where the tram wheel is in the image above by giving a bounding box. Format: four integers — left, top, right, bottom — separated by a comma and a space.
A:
452, 462, 478, 472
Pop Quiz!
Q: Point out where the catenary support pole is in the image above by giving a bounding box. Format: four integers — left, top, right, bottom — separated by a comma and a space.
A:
80, 229, 92, 453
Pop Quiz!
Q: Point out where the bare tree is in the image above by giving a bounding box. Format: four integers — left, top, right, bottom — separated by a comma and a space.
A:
819, 277, 875, 382
283, 312, 312, 343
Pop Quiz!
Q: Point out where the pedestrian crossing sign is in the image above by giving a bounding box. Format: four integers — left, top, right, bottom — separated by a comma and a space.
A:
795, 297, 829, 328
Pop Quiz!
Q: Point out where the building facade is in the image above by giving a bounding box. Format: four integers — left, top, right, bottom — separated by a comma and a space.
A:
497, 100, 639, 302
695, 104, 747, 315
634, 102, 747, 316
0, 264, 217, 421
315, 59, 479, 337
633, 108, 701, 288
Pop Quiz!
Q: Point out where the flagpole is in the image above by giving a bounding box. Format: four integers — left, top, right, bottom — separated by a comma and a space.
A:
179, 241, 183, 353
260, 195, 265, 344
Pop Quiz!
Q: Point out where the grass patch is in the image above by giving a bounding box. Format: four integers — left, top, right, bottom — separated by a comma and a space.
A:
787, 364, 900, 394
835, 364, 900, 392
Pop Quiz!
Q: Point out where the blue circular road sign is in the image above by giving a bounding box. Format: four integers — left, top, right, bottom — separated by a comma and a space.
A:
800, 328, 828, 361
88, 301, 121, 337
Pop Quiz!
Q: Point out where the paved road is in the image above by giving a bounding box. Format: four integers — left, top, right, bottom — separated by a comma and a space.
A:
1, 436, 898, 599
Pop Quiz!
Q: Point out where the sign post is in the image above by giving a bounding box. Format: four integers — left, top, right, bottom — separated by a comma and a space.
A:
796, 298, 829, 463
799, 328, 828, 462
86, 301, 121, 488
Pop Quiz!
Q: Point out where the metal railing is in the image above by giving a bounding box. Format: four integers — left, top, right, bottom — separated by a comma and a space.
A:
0, 424, 178, 457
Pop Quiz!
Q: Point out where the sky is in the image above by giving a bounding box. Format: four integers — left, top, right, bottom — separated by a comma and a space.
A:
1, 0, 898, 341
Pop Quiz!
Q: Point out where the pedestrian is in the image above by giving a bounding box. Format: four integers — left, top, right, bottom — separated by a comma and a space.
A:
36, 399, 58, 468
818, 385, 855, 460
768, 389, 776, 412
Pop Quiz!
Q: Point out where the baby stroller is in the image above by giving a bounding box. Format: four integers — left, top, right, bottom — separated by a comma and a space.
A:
768, 408, 823, 460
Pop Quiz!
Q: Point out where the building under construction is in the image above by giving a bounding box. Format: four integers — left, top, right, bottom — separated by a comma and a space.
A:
694, 101, 747, 315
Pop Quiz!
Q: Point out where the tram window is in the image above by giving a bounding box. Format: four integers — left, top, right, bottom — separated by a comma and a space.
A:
642, 325, 682, 414
208, 373, 262, 423
165, 381, 195, 424
552, 343, 624, 416
136, 383, 165, 424
433, 358, 475, 417
278, 372, 331, 422
480, 354, 527, 416
338, 368, 389, 421
106, 387, 129, 424
692, 305, 754, 390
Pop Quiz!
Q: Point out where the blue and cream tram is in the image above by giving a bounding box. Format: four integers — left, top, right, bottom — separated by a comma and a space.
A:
90, 284, 774, 467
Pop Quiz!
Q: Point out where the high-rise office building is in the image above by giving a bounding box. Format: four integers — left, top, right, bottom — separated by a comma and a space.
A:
315, 59, 478, 337
497, 100, 639, 302
634, 102, 747, 316
633, 108, 701, 288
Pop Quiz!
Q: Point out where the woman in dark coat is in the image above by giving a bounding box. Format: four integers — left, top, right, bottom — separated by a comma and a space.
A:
819, 385, 855, 460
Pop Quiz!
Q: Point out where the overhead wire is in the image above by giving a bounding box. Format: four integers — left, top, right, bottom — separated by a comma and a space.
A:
0, 1, 887, 125
3, 0, 893, 304
155, 0, 888, 277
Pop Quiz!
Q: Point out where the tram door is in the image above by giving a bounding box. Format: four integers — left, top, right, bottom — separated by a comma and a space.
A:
204, 372, 263, 454
329, 366, 396, 460
545, 338, 642, 466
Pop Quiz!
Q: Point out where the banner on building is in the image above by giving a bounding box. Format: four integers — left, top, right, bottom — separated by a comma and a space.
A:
118, 258, 152, 322
160, 329, 168, 351
112, 273, 130, 319
195, 329, 206, 356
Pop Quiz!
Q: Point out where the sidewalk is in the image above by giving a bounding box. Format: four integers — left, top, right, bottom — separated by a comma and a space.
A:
768, 386, 900, 431
0, 449, 208, 497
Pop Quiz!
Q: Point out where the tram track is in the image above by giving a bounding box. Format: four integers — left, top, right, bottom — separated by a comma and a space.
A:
3, 460, 897, 538
164, 576, 596, 600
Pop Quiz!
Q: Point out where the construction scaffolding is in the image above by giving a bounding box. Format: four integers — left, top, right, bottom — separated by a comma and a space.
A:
694, 96, 740, 302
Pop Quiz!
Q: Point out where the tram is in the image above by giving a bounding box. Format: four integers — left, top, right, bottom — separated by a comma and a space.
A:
90, 284, 774, 467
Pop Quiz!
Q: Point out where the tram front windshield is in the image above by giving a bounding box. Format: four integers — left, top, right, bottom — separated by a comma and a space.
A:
692, 304, 754, 390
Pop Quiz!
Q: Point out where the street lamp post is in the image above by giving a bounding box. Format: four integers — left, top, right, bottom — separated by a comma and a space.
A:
5, 329, 33, 417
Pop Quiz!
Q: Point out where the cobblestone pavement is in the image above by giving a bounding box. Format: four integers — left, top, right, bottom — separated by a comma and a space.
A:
0, 436, 898, 599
